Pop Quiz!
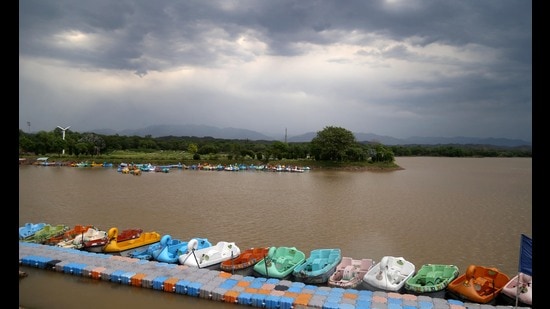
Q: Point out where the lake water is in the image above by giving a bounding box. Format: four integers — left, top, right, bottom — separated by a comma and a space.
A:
19, 157, 532, 308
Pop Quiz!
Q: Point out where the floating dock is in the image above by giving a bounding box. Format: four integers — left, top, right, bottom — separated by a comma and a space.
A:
19, 242, 525, 309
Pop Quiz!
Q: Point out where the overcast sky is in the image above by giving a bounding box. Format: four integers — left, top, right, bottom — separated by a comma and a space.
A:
19, 0, 532, 142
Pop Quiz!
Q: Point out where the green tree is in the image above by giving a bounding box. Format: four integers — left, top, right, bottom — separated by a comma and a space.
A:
310, 126, 356, 161
187, 143, 198, 154
198, 143, 218, 155
19, 130, 34, 153
370, 144, 395, 163
269, 141, 289, 160
78, 133, 106, 156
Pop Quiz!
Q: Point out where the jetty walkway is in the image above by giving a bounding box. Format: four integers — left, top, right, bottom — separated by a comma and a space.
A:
19, 242, 527, 309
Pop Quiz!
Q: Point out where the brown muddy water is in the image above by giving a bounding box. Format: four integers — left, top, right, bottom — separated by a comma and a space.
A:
19, 157, 532, 308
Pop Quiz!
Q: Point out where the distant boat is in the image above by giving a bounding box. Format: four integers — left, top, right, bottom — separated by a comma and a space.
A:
289, 166, 306, 173
73, 161, 91, 167
154, 166, 170, 173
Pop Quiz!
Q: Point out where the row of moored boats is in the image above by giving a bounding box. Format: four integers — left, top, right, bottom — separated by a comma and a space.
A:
32, 160, 311, 173
19, 223, 532, 307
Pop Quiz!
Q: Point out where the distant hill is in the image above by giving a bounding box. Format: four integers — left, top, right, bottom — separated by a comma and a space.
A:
288, 132, 531, 147
94, 124, 273, 141
92, 124, 532, 147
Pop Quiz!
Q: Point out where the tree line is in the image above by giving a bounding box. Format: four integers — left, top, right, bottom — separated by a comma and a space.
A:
18, 126, 531, 163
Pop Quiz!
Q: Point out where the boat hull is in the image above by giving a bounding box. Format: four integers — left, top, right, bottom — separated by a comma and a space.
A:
221, 265, 256, 277
220, 247, 270, 276
293, 269, 336, 285
404, 264, 459, 299
362, 256, 415, 293
497, 272, 532, 306
114, 244, 161, 257
253, 246, 306, 279
154, 237, 211, 264
44, 225, 95, 246
127, 243, 160, 260
82, 244, 106, 253
328, 257, 375, 290
19, 223, 47, 240
66, 227, 107, 251
179, 241, 241, 269
292, 248, 342, 285
23, 224, 69, 244
446, 265, 510, 304
103, 228, 161, 254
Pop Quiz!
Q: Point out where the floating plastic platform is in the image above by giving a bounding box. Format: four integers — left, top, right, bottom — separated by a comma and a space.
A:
19, 242, 527, 309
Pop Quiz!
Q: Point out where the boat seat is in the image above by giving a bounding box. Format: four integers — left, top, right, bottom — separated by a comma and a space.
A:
275, 257, 291, 270
473, 277, 493, 294
388, 269, 406, 284
425, 271, 441, 285
328, 253, 340, 263
340, 257, 352, 268
276, 257, 289, 265
343, 265, 354, 280
476, 278, 495, 296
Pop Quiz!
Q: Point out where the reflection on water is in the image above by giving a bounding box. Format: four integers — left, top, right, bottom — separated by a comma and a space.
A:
19, 157, 532, 308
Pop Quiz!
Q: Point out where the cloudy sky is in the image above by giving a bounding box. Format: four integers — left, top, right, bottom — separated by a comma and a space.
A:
19, 0, 532, 142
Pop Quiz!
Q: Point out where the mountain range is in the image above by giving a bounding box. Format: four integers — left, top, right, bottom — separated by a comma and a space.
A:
93, 124, 531, 148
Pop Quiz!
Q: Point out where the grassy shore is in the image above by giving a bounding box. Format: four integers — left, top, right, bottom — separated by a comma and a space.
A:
19, 150, 402, 171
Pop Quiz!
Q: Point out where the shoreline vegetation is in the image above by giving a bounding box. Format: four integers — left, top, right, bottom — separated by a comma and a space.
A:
19, 128, 531, 172
18, 151, 403, 171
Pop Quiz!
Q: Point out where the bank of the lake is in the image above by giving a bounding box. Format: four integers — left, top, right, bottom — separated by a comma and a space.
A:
19, 155, 403, 171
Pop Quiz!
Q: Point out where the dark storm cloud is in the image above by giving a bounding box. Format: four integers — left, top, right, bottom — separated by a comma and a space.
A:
19, 0, 532, 142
